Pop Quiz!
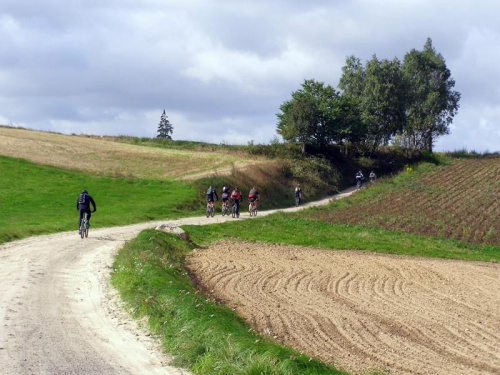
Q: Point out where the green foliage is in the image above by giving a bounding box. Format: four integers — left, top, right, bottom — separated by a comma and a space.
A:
111, 230, 347, 375
157, 109, 174, 139
281, 39, 461, 155
0, 155, 199, 244
277, 80, 361, 152
361, 56, 407, 149
401, 38, 461, 152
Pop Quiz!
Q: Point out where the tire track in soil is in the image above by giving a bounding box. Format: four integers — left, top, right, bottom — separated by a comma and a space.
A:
186, 242, 500, 375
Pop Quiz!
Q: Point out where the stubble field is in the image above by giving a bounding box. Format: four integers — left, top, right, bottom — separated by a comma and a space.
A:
0, 126, 262, 180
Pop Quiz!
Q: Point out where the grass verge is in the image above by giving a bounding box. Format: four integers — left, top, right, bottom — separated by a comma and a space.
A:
111, 230, 347, 375
0, 155, 200, 244
184, 213, 500, 262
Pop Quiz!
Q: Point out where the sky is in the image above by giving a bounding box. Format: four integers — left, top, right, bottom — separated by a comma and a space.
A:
1, 0, 499, 152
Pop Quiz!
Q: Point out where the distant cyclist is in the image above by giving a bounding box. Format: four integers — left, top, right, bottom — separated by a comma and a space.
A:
230, 187, 242, 217
294, 184, 302, 206
355, 170, 364, 189
76, 189, 96, 234
221, 186, 231, 209
369, 171, 377, 185
248, 186, 260, 210
206, 185, 218, 209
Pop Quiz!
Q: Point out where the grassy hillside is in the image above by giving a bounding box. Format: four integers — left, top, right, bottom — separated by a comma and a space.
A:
0, 127, 344, 243
0, 156, 199, 244
306, 155, 500, 246
0, 126, 262, 180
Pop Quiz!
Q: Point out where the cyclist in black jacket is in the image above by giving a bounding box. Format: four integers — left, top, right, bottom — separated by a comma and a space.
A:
76, 190, 96, 233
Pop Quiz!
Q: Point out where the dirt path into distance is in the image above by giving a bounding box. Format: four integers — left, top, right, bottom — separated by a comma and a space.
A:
186, 243, 500, 375
0, 189, 354, 374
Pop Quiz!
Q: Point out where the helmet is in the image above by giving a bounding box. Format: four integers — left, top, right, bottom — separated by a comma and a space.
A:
235, 186, 239, 190
82, 189, 88, 194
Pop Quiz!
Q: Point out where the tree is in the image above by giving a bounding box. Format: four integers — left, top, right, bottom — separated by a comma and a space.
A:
401, 38, 460, 152
361, 56, 407, 149
156, 110, 173, 139
339, 55, 365, 97
277, 79, 368, 153
339, 55, 407, 150
277, 80, 340, 153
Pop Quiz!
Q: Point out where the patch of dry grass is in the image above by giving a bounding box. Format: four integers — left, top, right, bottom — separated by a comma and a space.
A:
0, 127, 269, 180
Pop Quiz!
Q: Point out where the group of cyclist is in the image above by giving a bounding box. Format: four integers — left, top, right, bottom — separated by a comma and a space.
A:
355, 170, 377, 189
206, 185, 261, 217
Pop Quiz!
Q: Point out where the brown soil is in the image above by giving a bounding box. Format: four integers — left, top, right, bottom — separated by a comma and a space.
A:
311, 157, 500, 246
186, 241, 500, 375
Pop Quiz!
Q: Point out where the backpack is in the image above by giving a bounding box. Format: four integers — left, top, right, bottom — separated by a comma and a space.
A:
78, 193, 88, 206
206, 187, 214, 195
231, 190, 241, 200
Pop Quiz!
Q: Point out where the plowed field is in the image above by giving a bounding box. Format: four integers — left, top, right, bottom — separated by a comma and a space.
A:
311, 157, 500, 246
186, 242, 500, 375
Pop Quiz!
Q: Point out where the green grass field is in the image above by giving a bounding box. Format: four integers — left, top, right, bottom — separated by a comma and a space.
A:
0, 155, 200, 244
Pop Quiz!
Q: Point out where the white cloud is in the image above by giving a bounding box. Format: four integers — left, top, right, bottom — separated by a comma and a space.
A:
0, 1, 500, 151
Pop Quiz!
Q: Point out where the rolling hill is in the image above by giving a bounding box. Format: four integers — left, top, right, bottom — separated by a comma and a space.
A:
309, 156, 500, 246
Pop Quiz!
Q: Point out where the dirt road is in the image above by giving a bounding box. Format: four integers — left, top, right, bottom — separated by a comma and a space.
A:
0, 191, 353, 374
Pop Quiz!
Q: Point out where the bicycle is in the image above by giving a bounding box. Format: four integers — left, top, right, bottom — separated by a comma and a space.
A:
231, 200, 239, 218
221, 200, 230, 216
79, 213, 89, 239
206, 202, 215, 218
295, 195, 301, 207
249, 200, 258, 217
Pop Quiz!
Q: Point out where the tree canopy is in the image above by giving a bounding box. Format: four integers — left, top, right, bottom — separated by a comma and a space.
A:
276, 38, 460, 153
401, 38, 461, 152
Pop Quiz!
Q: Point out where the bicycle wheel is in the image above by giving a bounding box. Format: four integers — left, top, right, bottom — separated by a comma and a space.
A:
211, 206, 215, 217
206, 207, 210, 218
84, 222, 89, 238
80, 220, 85, 239
232, 205, 236, 218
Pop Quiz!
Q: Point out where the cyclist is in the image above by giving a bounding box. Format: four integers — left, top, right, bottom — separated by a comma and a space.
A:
355, 170, 364, 189
230, 186, 242, 217
206, 185, 218, 211
76, 189, 96, 234
221, 185, 231, 211
294, 184, 302, 206
369, 171, 377, 185
248, 186, 260, 211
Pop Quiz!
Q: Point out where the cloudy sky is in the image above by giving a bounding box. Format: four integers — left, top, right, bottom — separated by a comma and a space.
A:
1, 0, 499, 151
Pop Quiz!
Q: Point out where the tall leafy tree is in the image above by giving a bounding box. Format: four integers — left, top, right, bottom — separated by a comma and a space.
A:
277, 80, 340, 153
339, 55, 365, 97
401, 38, 460, 152
339, 55, 407, 150
362, 56, 407, 149
157, 109, 173, 139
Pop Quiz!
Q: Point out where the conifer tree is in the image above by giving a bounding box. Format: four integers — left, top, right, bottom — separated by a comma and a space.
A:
156, 110, 173, 139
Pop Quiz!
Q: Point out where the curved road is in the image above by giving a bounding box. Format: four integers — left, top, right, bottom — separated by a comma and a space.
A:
0, 189, 355, 374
